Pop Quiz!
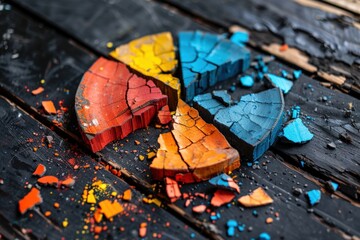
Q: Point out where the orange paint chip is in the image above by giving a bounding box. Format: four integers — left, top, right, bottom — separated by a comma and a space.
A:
61, 177, 75, 188
94, 226, 102, 234
165, 177, 181, 202
210, 189, 235, 207
42, 101, 57, 114
266, 217, 273, 224
31, 87, 44, 95
99, 199, 123, 219
279, 44, 289, 52
139, 222, 147, 238
123, 189, 132, 201
32, 164, 46, 177
44, 211, 51, 217
18, 188, 43, 214
37, 176, 59, 187
94, 208, 103, 223
237, 187, 273, 207
53, 202, 60, 208
192, 204, 207, 213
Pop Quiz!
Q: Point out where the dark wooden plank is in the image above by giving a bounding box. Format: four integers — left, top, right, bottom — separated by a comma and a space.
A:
163, 0, 360, 91
0, 2, 359, 239
0, 96, 205, 240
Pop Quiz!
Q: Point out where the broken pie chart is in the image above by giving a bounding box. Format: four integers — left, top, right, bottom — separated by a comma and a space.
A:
75, 31, 285, 183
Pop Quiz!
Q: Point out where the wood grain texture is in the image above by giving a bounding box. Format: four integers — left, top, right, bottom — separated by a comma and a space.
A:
0, 97, 204, 240
164, 0, 360, 89
0, 2, 359, 239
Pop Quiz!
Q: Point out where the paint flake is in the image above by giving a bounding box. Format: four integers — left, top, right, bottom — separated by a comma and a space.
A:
98, 199, 123, 219
42, 101, 57, 114
165, 177, 181, 202
306, 189, 321, 206
32, 164, 46, 177
211, 189, 235, 207
209, 173, 240, 193
18, 188, 43, 214
281, 118, 313, 144
37, 176, 59, 187
237, 187, 273, 207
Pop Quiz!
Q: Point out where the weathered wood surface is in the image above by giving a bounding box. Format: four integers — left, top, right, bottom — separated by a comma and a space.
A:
164, 0, 360, 94
4, 0, 359, 201
0, 96, 204, 240
0, 0, 359, 239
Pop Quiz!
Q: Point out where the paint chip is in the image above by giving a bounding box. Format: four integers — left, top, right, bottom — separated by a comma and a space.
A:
165, 177, 181, 202
209, 173, 240, 193
18, 188, 43, 214
37, 176, 59, 187
99, 199, 123, 219
42, 101, 57, 114
61, 177, 75, 188
31, 87, 44, 95
32, 164, 46, 177
123, 189, 132, 201
211, 189, 235, 207
192, 204, 207, 213
237, 187, 273, 207
306, 189, 321, 206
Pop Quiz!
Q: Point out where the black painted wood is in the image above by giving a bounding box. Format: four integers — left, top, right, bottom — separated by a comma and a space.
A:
0, 1, 359, 239
0, 96, 204, 240
163, 0, 360, 88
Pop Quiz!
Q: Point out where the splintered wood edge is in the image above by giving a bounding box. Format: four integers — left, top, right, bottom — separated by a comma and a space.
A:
322, 0, 360, 15
295, 0, 360, 29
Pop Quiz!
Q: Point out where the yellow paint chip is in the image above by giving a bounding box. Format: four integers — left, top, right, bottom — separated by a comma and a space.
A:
87, 189, 96, 204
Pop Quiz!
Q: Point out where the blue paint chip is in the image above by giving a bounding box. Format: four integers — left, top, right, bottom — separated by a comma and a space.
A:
227, 219, 238, 237
266, 74, 293, 94
281, 118, 314, 144
179, 31, 251, 102
291, 106, 301, 119
229, 85, 236, 92
293, 70, 302, 80
239, 75, 254, 88
259, 232, 271, 240
306, 189, 321, 206
281, 70, 288, 78
194, 88, 285, 161
213, 90, 232, 106
230, 31, 249, 45
238, 224, 245, 232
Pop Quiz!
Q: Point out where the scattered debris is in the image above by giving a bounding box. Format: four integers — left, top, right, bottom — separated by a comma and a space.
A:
280, 118, 313, 144
192, 204, 207, 213
42, 101, 57, 114
327, 142, 336, 150
139, 222, 147, 238
123, 189, 132, 201
31, 87, 44, 95
60, 177, 75, 188
306, 189, 321, 206
292, 70, 302, 80
339, 132, 352, 143
239, 75, 254, 88
325, 181, 338, 193
98, 199, 123, 219
37, 176, 59, 187
209, 173, 240, 193
211, 189, 235, 207
265, 74, 293, 94
18, 188, 43, 214
238, 187, 273, 207
165, 177, 181, 202
259, 232, 271, 240
291, 106, 301, 119
226, 219, 238, 237
32, 164, 46, 177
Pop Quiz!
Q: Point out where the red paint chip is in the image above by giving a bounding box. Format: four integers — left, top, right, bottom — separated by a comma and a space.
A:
192, 204, 207, 213
32, 164, 46, 177
210, 189, 235, 207
37, 176, 59, 187
18, 188, 43, 214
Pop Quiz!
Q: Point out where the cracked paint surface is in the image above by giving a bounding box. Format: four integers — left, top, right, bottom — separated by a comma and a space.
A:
150, 100, 240, 183
75, 57, 167, 152
194, 88, 285, 161
179, 30, 250, 102
110, 32, 180, 110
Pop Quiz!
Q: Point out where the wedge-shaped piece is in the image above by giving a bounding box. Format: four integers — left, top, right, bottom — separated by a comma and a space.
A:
110, 32, 180, 110
194, 88, 284, 161
75, 57, 167, 152
179, 31, 250, 102
150, 100, 240, 183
